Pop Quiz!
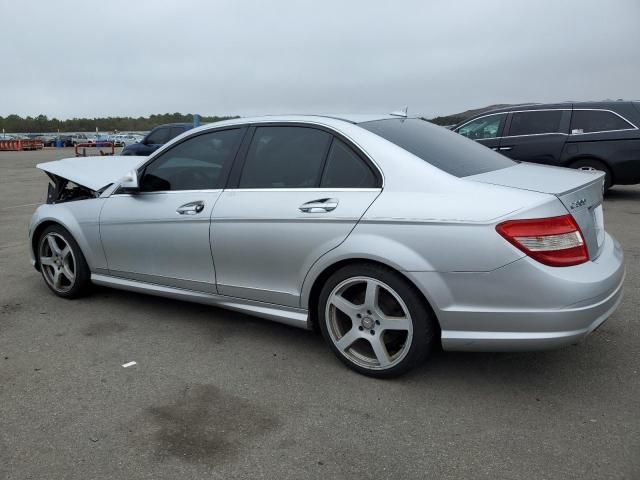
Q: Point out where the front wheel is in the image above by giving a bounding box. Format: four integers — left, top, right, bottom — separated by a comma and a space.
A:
318, 263, 438, 378
37, 225, 90, 298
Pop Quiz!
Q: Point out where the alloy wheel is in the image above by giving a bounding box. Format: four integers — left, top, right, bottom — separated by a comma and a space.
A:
325, 276, 414, 370
39, 232, 76, 294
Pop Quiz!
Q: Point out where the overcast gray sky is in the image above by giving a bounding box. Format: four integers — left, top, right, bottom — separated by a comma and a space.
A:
1, 0, 638, 119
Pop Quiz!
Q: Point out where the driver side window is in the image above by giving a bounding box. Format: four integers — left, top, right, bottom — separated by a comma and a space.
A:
140, 129, 243, 192
457, 114, 505, 140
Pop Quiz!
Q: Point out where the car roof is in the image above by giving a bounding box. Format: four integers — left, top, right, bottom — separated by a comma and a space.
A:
312, 113, 403, 123
153, 122, 193, 128
220, 113, 401, 124
190, 114, 413, 132
466, 100, 637, 117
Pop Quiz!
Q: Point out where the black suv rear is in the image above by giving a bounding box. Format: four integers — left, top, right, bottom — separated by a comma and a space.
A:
453, 101, 640, 190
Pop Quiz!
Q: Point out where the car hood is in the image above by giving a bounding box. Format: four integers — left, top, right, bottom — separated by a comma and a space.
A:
37, 155, 146, 191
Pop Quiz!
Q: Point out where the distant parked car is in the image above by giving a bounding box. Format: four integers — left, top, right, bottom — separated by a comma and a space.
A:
72, 134, 93, 146
121, 123, 193, 156
110, 134, 143, 147
57, 135, 74, 147
109, 135, 127, 147
36, 135, 57, 147
453, 101, 640, 191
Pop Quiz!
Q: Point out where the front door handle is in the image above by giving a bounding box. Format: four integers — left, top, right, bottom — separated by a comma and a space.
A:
299, 198, 339, 213
176, 201, 205, 215
499, 146, 513, 151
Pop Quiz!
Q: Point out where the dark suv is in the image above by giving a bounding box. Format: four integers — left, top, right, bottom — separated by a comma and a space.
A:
453, 101, 640, 190
121, 123, 193, 156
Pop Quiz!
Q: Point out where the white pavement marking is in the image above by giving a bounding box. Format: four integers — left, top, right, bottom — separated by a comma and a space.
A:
2, 202, 41, 210
121, 361, 137, 368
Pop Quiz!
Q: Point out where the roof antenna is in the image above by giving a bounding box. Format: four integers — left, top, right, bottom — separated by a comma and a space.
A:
390, 106, 408, 117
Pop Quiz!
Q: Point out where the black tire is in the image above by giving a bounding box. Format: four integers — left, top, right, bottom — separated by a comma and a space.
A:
37, 224, 91, 299
317, 263, 438, 378
570, 159, 613, 192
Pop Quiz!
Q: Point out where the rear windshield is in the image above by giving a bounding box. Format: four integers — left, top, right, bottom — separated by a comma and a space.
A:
359, 118, 515, 177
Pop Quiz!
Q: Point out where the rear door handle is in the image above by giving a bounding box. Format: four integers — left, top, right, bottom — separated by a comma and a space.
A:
499, 146, 512, 151
299, 198, 339, 213
176, 201, 205, 215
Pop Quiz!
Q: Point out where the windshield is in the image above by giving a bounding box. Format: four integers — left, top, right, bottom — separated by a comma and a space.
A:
359, 118, 515, 177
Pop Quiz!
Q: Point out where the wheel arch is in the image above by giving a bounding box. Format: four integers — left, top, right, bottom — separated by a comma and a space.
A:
304, 257, 442, 336
567, 155, 614, 183
31, 218, 94, 271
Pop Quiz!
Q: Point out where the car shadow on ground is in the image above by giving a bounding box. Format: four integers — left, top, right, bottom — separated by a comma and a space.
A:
87, 284, 608, 393
605, 186, 640, 202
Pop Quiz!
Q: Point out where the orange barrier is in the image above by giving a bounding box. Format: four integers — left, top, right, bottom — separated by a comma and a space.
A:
0, 140, 44, 151
22, 140, 44, 150
75, 142, 115, 157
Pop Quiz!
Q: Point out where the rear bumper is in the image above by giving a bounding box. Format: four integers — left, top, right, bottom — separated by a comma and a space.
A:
440, 273, 623, 351
407, 232, 625, 352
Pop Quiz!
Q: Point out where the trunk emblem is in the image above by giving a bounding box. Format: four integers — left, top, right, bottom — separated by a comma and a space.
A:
570, 198, 587, 209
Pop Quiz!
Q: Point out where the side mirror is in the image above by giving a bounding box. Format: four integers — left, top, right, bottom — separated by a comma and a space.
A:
120, 169, 140, 192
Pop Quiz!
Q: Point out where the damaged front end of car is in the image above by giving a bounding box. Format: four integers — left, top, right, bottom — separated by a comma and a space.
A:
44, 172, 102, 204
37, 155, 145, 204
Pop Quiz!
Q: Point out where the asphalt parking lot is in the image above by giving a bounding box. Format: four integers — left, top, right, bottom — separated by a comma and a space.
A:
1, 148, 638, 480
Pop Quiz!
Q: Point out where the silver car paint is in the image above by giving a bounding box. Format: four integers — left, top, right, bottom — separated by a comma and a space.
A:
469, 162, 606, 258
99, 190, 223, 293
30, 115, 625, 351
211, 188, 381, 307
29, 199, 107, 271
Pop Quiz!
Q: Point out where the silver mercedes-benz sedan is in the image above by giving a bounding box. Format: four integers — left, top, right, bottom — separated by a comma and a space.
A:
29, 114, 625, 377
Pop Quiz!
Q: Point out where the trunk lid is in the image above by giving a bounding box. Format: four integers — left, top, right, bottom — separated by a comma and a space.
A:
467, 162, 606, 259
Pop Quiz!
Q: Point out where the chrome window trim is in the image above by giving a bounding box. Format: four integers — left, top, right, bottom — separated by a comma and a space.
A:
109, 189, 223, 197
223, 119, 385, 189
109, 187, 382, 197
457, 108, 638, 140
501, 132, 568, 139
229, 187, 383, 193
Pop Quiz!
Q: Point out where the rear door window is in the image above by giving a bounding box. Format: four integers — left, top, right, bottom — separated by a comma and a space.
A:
320, 139, 377, 188
238, 126, 331, 188
508, 111, 564, 136
570, 110, 634, 134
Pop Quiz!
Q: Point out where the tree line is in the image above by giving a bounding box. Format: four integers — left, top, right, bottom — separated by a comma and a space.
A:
0, 113, 237, 133
0, 112, 465, 133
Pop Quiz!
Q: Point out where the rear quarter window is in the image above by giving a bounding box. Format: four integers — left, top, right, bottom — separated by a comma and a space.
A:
359, 118, 515, 177
570, 110, 635, 134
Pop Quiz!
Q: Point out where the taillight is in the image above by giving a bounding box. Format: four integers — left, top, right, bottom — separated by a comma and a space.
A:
496, 214, 589, 267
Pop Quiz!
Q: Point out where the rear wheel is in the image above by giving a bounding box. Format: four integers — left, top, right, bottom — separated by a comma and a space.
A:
570, 159, 612, 192
318, 263, 438, 378
37, 225, 90, 298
